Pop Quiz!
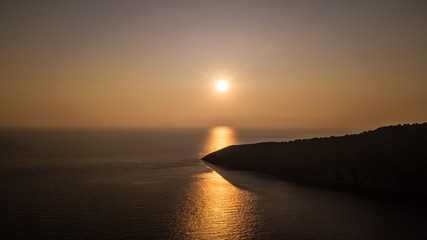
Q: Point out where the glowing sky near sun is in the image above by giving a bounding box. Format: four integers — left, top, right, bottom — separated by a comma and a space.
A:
0, 1, 426, 128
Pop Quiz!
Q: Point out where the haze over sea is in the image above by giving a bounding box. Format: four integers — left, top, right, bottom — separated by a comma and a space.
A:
1, 127, 426, 239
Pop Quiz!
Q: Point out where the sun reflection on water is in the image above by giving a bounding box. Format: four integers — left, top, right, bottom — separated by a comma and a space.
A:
173, 126, 264, 239
204, 126, 236, 155
174, 171, 260, 239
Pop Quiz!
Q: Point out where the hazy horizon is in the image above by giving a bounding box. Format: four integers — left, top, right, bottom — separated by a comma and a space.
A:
1, 1, 426, 129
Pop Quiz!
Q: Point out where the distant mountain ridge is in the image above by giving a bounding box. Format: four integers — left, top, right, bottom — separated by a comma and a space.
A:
202, 123, 427, 194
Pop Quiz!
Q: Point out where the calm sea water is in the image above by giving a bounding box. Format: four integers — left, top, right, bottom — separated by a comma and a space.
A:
0, 127, 426, 240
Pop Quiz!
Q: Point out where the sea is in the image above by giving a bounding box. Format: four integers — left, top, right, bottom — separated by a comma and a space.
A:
0, 127, 426, 240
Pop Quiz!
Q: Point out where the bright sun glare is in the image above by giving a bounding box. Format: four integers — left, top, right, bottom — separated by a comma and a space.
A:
216, 79, 229, 92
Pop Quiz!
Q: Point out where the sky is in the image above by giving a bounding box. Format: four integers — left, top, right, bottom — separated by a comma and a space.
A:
1, 0, 426, 129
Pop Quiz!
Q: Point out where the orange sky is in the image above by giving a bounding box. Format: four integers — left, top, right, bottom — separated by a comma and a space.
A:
1, 1, 426, 129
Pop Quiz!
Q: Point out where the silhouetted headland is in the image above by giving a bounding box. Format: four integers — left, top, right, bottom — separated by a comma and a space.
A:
202, 123, 427, 194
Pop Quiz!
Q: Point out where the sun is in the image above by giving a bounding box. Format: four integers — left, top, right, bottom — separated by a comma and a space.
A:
216, 79, 229, 92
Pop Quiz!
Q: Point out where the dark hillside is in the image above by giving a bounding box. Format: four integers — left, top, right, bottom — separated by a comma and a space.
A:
202, 123, 427, 194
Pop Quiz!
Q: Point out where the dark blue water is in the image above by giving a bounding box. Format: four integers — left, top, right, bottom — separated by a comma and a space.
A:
0, 127, 426, 239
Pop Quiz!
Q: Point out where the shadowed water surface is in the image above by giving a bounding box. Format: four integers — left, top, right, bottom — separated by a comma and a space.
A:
0, 127, 426, 239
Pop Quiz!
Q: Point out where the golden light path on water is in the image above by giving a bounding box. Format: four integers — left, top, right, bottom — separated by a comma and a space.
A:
205, 126, 236, 154
174, 126, 263, 239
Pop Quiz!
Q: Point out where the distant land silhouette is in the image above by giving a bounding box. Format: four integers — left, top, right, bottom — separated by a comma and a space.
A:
202, 123, 427, 194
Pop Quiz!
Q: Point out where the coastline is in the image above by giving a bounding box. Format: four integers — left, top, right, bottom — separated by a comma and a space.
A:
202, 123, 427, 194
